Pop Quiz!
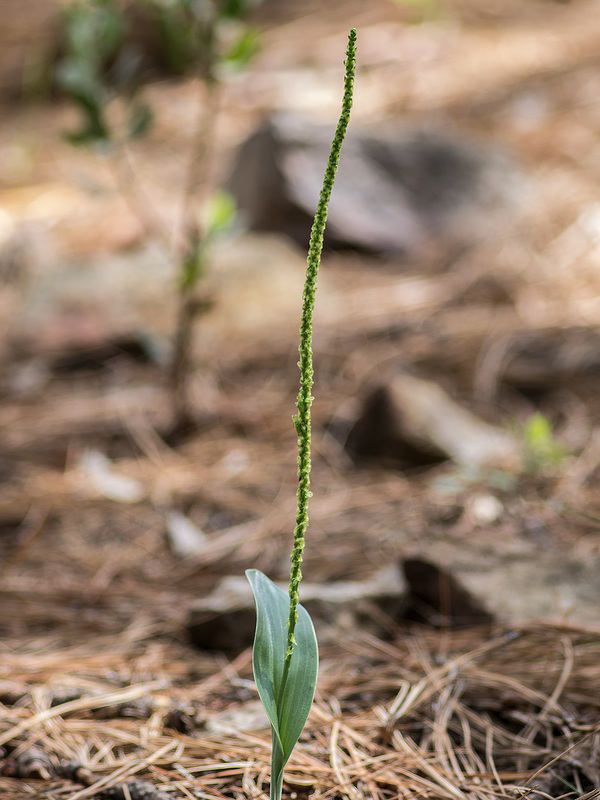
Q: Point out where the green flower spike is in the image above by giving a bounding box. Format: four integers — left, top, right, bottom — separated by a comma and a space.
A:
246, 28, 356, 800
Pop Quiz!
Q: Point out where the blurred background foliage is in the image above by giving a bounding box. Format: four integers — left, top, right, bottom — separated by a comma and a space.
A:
55, 0, 263, 144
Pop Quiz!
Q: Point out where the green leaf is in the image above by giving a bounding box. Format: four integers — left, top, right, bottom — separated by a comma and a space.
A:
56, 59, 110, 142
204, 190, 237, 238
246, 569, 318, 799
62, 1, 126, 64
57, 0, 127, 144
222, 26, 261, 72
524, 412, 553, 451
180, 231, 206, 291
522, 412, 568, 472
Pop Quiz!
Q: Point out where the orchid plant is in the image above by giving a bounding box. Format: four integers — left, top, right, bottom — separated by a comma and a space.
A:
246, 28, 357, 800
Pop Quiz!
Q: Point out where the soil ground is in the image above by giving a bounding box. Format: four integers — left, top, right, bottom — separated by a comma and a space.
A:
1, 1, 600, 799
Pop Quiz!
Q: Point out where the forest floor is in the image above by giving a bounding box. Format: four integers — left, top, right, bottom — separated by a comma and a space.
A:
1, 1, 600, 798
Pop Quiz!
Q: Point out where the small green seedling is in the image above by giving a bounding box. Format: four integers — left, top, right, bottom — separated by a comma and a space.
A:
57, 0, 264, 427
522, 411, 568, 475
246, 29, 357, 800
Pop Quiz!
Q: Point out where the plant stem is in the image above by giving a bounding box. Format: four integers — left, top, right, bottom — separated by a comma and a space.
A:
282, 28, 357, 686
170, 47, 221, 428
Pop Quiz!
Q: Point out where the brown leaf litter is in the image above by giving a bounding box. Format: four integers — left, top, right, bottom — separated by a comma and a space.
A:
1, 624, 600, 799
2, 1, 600, 798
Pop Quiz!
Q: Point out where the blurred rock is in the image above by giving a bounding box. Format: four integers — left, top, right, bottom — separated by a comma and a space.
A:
187, 601, 256, 655
188, 560, 496, 651
9, 243, 175, 353
7, 232, 310, 364
227, 114, 526, 255
187, 567, 405, 654
205, 700, 269, 735
199, 232, 316, 355
499, 326, 600, 394
47, 334, 160, 374
401, 557, 495, 627
345, 371, 520, 469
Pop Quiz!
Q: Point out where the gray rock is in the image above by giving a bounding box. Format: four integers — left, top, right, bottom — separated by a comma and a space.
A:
186, 560, 498, 653
345, 371, 520, 469
402, 557, 495, 628
227, 114, 526, 255
187, 567, 406, 653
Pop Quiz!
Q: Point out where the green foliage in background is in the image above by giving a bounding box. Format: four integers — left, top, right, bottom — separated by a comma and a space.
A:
432, 412, 571, 496
151, 0, 262, 79
522, 412, 569, 475
56, 0, 262, 424
178, 191, 236, 291
56, 0, 262, 144
56, 0, 129, 142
